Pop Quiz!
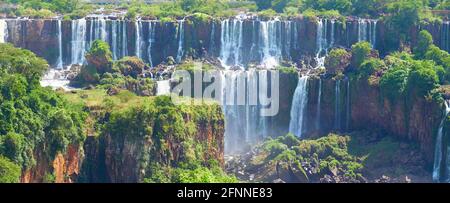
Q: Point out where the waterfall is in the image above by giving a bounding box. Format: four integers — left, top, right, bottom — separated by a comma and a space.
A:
316, 78, 322, 131
346, 79, 350, 131
289, 76, 309, 137
135, 20, 142, 59
121, 20, 128, 58
433, 100, 450, 182
71, 19, 87, 65
147, 21, 156, 67
156, 80, 170, 95
111, 20, 118, 60
358, 19, 377, 48
316, 19, 331, 68
176, 19, 185, 63
0, 19, 8, 43
259, 20, 282, 68
334, 79, 341, 130
441, 22, 450, 52
210, 22, 216, 55
371, 20, 377, 48
219, 18, 243, 68
245, 69, 258, 143
284, 21, 292, 60
221, 69, 274, 153
56, 20, 63, 69
357, 19, 367, 42
293, 21, 299, 50
330, 20, 335, 47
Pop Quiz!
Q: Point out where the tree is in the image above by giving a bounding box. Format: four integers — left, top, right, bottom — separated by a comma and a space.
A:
0, 43, 48, 83
351, 41, 373, 70
359, 58, 385, 78
385, 0, 422, 37
407, 60, 439, 97
414, 30, 434, 59
0, 156, 21, 183
254, 0, 273, 11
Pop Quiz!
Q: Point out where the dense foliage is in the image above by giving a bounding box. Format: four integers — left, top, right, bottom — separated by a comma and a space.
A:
256, 133, 364, 181
103, 96, 234, 183
0, 44, 86, 182
2, 0, 447, 23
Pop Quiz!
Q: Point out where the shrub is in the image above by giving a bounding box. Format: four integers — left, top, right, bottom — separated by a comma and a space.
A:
380, 63, 409, 102
414, 30, 434, 59
406, 60, 439, 97
325, 48, 351, 75
351, 41, 373, 70
358, 58, 385, 78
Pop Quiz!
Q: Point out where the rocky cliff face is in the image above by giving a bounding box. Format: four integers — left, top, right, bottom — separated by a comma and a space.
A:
80, 100, 225, 183
303, 77, 442, 162
20, 144, 83, 183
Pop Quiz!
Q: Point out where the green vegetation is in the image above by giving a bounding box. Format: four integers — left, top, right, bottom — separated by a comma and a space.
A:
257, 133, 364, 181
3, 0, 93, 18
102, 95, 233, 183
72, 40, 155, 96
0, 43, 86, 174
351, 41, 374, 70
325, 48, 351, 75
2, 0, 447, 22
0, 156, 21, 183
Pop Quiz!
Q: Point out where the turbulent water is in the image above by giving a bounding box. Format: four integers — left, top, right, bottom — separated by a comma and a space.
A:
433, 100, 450, 182
289, 75, 309, 137
222, 70, 276, 153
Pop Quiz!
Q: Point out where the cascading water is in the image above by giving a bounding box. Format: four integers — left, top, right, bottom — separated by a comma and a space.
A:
220, 18, 244, 68
284, 21, 292, 60
221, 69, 274, 153
121, 20, 128, 58
289, 75, 309, 137
316, 19, 333, 68
316, 78, 322, 131
259, 19, 282, 68
433, 100, 450, 182
176, 19, 185, 63
357, 19, 377, 48
147, 21, 156, 67
441, 22, 450, 52
56, 19, 63, 69
71, 19, 87, 65
135, 20, 142, 59
345, 78, 350, 131
0, 19, 8, 43
334, 79, 341, 130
